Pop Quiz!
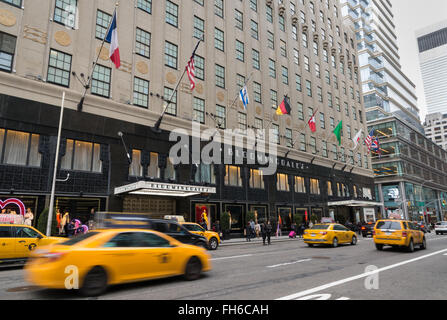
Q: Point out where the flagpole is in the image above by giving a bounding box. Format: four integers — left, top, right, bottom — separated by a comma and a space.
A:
46, 92, 65, 236
152, 36, 203, 133
77, 3, 119, 112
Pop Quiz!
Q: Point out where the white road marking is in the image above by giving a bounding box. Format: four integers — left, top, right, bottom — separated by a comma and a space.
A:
277, 248, 447, 300
337, 297, 351, 300
211, 254, 253, 261
267, 259, 312, 268
443, 253, 447, 256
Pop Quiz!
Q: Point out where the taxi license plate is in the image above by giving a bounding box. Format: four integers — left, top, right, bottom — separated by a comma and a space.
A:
385, 232, 392, 236
311, 234, 316, 237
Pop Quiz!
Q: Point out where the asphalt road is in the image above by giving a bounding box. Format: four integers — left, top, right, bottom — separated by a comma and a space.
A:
0, 232, 446, 300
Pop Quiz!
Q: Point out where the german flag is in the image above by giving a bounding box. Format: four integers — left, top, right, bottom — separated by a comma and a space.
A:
276, 96, 291, 115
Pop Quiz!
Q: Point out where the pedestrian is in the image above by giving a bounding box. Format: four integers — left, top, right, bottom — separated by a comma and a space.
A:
245, 222, 251, 242
266, 220, 273, 245
297, 223, 304, 238
255, 221, 261, 238
357, 221, 363, 236
62, 211, 70, 236
88, 207, 96, 230
261, 221, 267, 245
24, 208, 34, 226
309, 220, 314, 229
249, 219, 255, 240
66, 220, 76, 238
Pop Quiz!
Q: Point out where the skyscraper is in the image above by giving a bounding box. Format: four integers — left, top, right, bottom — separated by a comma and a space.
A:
416, 20, 447, 116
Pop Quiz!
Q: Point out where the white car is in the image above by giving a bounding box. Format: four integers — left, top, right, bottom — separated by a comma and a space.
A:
434, 221, 447, 235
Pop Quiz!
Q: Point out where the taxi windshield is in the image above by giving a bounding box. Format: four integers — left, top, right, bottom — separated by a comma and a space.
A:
183, 224, 205, 232
59, 232, 99, 246
309, 225, 330, 230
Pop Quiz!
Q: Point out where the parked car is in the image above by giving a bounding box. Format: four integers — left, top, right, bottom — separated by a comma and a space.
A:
435, 221, 447, 235
0, 224, 65, 265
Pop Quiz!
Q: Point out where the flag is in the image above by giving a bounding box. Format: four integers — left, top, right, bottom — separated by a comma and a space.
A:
276, 96, 291, 115
372, 137, 381, 158
352, 129, 363, 150
239, 86, 249, 110
308, 110, 317, 133
364, 130, 375, 151
333, 121, 343, 146
105, 11, 120, 69
186, 55, 196, 90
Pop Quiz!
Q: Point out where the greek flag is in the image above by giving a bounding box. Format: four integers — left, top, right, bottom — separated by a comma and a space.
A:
239, 86, 249, 110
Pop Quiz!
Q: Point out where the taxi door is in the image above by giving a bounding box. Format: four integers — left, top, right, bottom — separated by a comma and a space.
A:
333, 225, 349, 243
409, 222, 422, 245
12, 226, 42, 259
0, 226, 14, 260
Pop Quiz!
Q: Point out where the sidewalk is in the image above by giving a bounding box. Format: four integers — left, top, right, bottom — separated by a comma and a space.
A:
220, 235, 303, 247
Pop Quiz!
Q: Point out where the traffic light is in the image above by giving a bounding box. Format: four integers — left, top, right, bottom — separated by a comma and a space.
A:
442, 200, 446, 207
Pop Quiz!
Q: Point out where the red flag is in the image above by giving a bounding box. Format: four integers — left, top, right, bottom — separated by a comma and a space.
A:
186, 56, 195, 91
308, 110, 317, 133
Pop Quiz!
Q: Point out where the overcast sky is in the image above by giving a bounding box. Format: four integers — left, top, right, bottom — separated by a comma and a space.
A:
390, 0, 447, 122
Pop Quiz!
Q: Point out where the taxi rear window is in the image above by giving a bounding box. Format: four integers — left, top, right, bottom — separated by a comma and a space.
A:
375, 221, 402, 230
59, 232, 99, 246
310, 225, 330, 230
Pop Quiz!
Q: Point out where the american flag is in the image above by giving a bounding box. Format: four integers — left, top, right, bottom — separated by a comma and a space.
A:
364, 130, 375, 151
186, 55, 195, 91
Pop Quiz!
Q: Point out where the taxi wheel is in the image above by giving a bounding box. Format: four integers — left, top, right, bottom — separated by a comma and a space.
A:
80, 266, 108, 297
332, 237, 339, 248
351, 236, 357, 245
184, 257, 202, 281
407, 239, 415, 253
420, 237, 427, 250
375, 244, 384, 251
209, 238, 219, 250
307, 243, 314, 247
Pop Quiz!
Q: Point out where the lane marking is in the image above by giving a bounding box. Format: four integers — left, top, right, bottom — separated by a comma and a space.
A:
277, 248, 447, 300
267, 259, 312, 268
211, 254, 253, 261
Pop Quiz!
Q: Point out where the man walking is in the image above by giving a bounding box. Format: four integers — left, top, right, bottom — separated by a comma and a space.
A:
261, 221, 267, 245
266, 220, 273, 245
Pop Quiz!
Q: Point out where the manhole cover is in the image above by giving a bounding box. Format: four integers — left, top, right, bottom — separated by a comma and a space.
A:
311, 256, 331, 260
6, 286, 39, 293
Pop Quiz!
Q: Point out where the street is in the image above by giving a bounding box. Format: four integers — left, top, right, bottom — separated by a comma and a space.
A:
0, 233, 446, 300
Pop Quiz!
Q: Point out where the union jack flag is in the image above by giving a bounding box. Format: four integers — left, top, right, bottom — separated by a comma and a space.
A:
364, 130, 375, 152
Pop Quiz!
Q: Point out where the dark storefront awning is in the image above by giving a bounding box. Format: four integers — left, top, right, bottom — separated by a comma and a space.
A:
328, 200, 384, 207
114, 181, 216, 198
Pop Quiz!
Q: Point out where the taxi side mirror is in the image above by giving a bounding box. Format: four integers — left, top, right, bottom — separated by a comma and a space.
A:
37, 234, 43, 240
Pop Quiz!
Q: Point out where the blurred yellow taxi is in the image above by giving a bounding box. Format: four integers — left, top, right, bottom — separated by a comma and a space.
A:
180, 222, 220, 250
373, 220, 426, 252
24, 229, 211, 296
0, 224, 65, 264
303, 223, 358, 248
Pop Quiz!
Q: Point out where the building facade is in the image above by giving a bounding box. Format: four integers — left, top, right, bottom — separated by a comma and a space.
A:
424, 113, 447, 151
369, 116, 447, 222
416, 20, 447, 116
0, 0, 377, 234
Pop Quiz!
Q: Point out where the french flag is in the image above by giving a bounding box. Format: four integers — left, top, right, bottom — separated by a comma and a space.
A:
105, 11, 120, 69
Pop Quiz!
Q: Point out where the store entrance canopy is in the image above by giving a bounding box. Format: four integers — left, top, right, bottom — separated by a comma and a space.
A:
328, 200, 384, 207
114, 181, 216, 198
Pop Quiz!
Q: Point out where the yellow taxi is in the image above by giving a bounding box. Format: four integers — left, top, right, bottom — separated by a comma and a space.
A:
25, 229, 212, 297
180, 222, 220, 250
0, 224, 65, 264
303, 223, 358, 248
373, 220, 426, 252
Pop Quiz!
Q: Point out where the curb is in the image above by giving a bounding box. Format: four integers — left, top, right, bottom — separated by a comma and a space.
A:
220, 237, 304, 247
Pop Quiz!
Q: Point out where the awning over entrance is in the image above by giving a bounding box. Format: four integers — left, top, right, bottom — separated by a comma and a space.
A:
114, 181, 217, 198
328, 200, 384, 207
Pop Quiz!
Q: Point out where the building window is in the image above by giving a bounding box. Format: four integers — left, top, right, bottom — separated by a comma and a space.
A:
253, 82, 262, 103
270, 90, 277, 109
0, 32, 16, 72
268, 59, 276, 78
215, 64, 225, 88
61, 139, 102, 173
214, 0, 224, 18
272, 124, 280, 144
165, 0, 178, 27
133, 77, 149, 108
251, 20, 259, 40
137, 0, 152, 14
310, 178, 320, 195
252, 49, 260, 70
322, 141, 328, 158
327, 181, 333, 196
165, 156, 176, 180
0, 129, 41, 167
250, 169, 264, 189
214, 28, 225, 51
54, 0, 77, 28
298, 102, 304, 120
285, 129, 293, 147
277, 173, 290, 192
193, 16, 205, 40
295, 176, 306, 193
129, 149, 143, 177
194, 55, 204, 80
195, 164, 216, 184
47, 49, 72, 87
238, 112, 247, 131
95, 10, 111, 40
235, 40, 244, 61
300, 133, 306, 151
216, 105, 226, 129
148, 152, 160, 178
164, 41, 178, 69
164, 87, 177, 116
225, 165, 242, 187
235, 9, 243, 30
1, 0, 22, 8
91, 65, 111, 98
135, 28, 151, 58
193, 97, 205, 124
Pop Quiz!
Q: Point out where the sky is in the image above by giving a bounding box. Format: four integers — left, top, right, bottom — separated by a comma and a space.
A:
390, 0, 447, 122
